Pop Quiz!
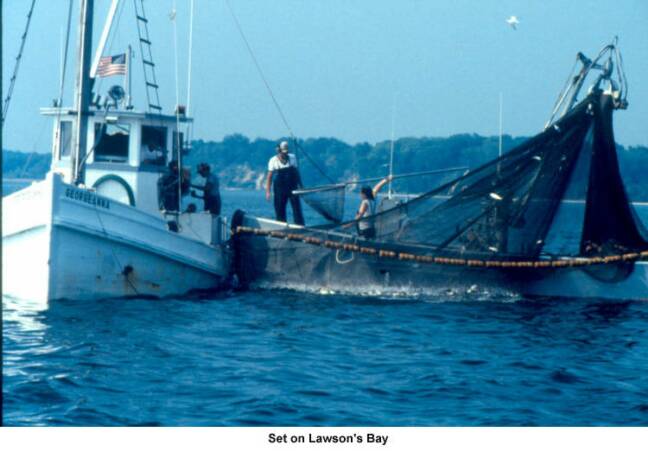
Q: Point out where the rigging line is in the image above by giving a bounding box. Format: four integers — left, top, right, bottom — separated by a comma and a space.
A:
293, 167, 469, 193
172, 0, 183, 218
545, 56, 579, 128
18, 118, 48, 178
292, 140, 335, 183
223, 0, 294, 137
76, 121, 108, 180
388, 93, 397, 197
53, 0, 74, 159
614, 44, 628, 101
2, 0, 37, 128
223, 0, 334, 183
186, 0, 195, 139
92, 200, 140, 296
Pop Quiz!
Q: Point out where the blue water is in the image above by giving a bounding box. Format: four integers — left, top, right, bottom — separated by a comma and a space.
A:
3, 187, 648, 426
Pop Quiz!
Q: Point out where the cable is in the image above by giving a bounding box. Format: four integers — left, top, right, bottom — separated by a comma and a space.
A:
2, 0, 37, 127
292, 140, 335, 183
545, 56, 579, 128
52, 0, 74, 164
224, 0, 294, 137
92, 199, 140, 296
223, 0, 334, 183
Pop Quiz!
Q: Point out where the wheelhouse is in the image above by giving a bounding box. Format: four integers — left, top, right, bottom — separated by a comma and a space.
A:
43, 107, 191, 215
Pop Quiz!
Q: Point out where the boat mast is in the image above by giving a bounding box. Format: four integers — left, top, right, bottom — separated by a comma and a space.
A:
72, 0, 94, 185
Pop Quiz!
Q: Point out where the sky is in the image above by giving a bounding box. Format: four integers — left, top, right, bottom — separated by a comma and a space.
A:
2, 0, 647, 154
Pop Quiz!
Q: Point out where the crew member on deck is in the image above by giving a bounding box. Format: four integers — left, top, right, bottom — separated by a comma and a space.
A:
354, 175, 392, 239
191, 163, 221, 215
158, 160, 180, 212
265, 141, 305, 225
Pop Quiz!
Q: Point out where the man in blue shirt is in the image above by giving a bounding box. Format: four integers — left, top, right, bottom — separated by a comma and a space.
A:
191, 163, 221, 215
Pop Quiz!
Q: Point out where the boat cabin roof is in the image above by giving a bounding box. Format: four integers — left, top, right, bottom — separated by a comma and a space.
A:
40, 107, 192, 124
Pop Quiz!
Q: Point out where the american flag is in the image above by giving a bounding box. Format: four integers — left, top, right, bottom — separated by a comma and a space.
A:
97, 53, 127, 77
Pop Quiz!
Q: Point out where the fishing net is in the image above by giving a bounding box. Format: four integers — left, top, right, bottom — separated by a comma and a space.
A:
294, 184, 346, 223
581, 94, 648, 254
313, 92, 648, 259
294, 169, 468, 224
233, 91, 648, 290
238, 91, 646, 272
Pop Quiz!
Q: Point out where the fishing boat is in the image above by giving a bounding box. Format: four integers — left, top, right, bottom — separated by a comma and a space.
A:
232, 40, 648, 301
2, 0, 230, 308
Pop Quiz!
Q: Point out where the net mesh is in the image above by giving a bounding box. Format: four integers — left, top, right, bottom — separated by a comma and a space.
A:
581, 94, 648, 254
311, 92, 647, 259
247, 92, 646, 264
294, 184, 346, 223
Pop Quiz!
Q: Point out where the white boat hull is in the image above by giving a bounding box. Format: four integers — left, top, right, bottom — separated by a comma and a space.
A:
513, 262, 648, 300
2, 173, 230, 309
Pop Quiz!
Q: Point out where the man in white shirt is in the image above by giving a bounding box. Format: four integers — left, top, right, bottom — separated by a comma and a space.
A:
265, 141, 305, 225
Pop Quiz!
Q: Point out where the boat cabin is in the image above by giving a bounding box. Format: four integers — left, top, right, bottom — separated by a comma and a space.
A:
43, 107, 191, 216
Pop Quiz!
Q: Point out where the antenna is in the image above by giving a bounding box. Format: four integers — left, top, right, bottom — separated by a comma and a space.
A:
498, 92, 503, 158
59, 27, 64, 95
388, 94, 396, 198
185, 0, 195, 144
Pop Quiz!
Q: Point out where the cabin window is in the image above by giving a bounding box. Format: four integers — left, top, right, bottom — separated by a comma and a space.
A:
58, 121, 73, 159
141, 126, 167, 166
94, 122, 130, 163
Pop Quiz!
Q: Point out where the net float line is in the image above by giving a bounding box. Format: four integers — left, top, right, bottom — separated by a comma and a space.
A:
234, 226, 648, 269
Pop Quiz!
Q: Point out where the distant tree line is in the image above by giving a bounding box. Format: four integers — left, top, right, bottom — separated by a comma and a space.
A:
187, 133, 648, 201
4, 134, 648, 200
2, 150, 51, 179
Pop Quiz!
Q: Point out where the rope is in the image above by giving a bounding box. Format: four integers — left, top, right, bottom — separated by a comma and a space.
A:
2, 0, 36, 128
545, 56, 579, 128
294, 167, 469, 195
335, 249, 355, 264
92, 200, 140, 296
291, 140, 335, 183
224, 0, 294, 138
234, 226, 648, 269
223, 0, 334, 183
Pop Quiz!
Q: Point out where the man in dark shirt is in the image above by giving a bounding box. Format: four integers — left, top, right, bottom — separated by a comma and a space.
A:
191, 163, 221, 215
158, 160, 180, 212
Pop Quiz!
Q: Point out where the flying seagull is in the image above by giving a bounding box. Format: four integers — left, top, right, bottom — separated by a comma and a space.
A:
506, 16, 519, 30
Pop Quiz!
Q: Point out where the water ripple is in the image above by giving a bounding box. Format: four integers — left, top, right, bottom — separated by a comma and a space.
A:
4, 293, 648, 426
